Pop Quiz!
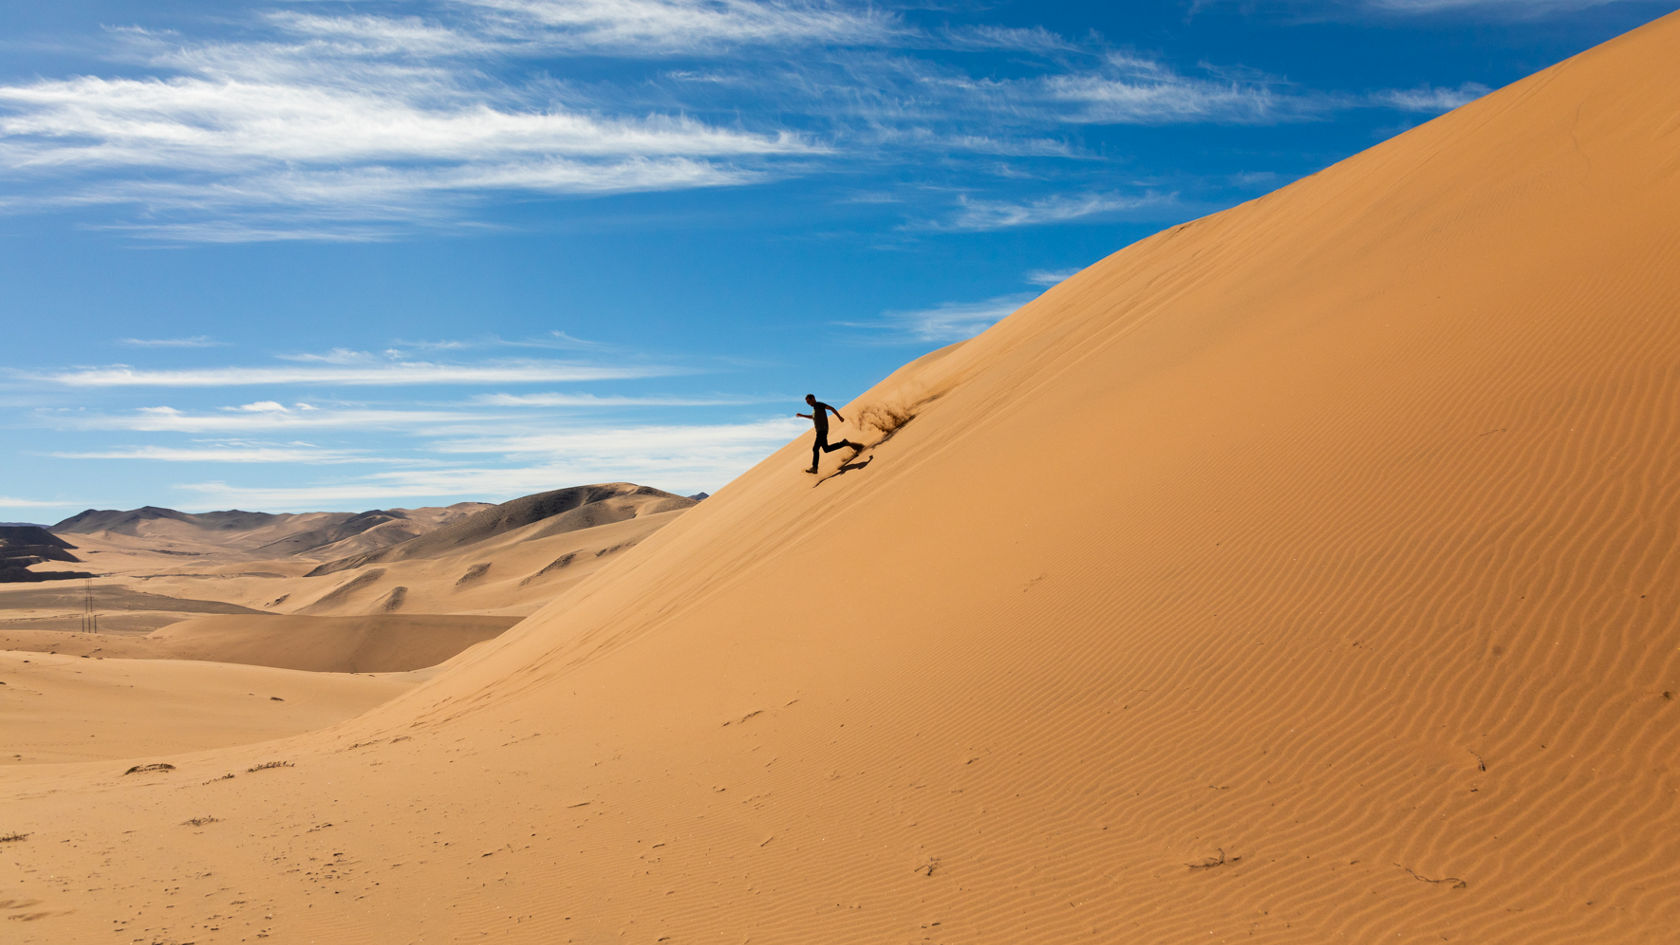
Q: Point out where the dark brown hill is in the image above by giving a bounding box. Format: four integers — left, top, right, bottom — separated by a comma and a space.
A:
305, 483, 695, 577
0, 525, 92, 582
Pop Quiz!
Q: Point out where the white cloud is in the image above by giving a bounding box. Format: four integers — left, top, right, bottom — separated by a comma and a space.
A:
448, 0, 898, 53
1194, 0, 1642, 16
392, 331, 611, 354
174, 416, 808, 507
85, 220, 417, 244
228, 401, 313, 413
52, 444, 371, 464
844, 292, 1036, 345
261, 11, 493, 58
0, 1, 1511, 242
1039, 58, 1299, 124
4, 76, 771, 167
1371, 83, 1491, 111
435, 417, 803, 455
473, 392, 778, 407
1362, 0, 1633, 13
276, 348, 379, 365
941, 24, 1081, 55
0, 7, 817, 241
40, 359, 683, 387
1024, 267, 1083, 286
118, 336, 227, 348
0, 496, 67, 508
66, 404, 489, 433
921, 190, 1177, 232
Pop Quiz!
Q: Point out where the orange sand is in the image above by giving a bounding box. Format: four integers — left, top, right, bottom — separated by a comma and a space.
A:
5, 12, 1680, 943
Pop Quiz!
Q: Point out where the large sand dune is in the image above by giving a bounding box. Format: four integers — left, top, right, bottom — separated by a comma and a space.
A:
5, 11, 1680, 943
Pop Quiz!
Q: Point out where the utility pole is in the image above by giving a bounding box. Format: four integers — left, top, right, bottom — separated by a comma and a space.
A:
82, 578, 97, 633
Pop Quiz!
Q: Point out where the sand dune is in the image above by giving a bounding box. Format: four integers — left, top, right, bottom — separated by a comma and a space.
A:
5, 11, 1680, 944
7, 484, 692, 628
305, 482, 693, 575
0, 613, 519, 673
0, 583, 271, 634
0, 651, 415, 764
144, 614, 520, 672
287, 491, 691, 617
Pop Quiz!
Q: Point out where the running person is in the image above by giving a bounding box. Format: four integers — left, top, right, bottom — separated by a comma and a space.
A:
797, 393, 862, 474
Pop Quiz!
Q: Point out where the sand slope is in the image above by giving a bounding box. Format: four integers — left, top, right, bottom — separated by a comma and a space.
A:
6, 11, 1680, 944
0, 614, 520, 673
0, 651, 415, 764
146, 613, 521, 672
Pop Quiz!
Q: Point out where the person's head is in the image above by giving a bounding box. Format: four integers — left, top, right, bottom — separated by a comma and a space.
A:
804, 393, 816, 405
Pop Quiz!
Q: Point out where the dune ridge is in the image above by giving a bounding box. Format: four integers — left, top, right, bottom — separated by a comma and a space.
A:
303, 482, 695, 576
5, 12, 1680, 944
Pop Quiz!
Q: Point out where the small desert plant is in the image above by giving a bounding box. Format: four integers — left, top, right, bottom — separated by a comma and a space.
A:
182, 816, 219, 827
0, 832, 29, 843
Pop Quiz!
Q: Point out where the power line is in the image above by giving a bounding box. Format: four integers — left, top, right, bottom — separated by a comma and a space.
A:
81, 577, 98, 633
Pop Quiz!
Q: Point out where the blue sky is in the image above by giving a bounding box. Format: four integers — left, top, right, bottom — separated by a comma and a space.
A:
1, 0, 1671, 521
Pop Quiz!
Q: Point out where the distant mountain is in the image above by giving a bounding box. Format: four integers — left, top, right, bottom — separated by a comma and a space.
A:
54, 506, 286, 535
0, 525, 93, 582
286, 502, 493, 562
305, 483, 695, 577
55, 505, 208, 534
52, 502, 492, 559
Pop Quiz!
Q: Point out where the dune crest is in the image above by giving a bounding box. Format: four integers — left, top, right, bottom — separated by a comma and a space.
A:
6, 11, 1680, 943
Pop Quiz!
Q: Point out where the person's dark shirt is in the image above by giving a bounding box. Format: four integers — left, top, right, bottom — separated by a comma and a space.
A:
810, 402, 833, 434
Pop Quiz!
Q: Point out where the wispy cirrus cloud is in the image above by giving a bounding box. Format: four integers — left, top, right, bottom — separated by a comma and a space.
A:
1035, 55, 1303, 124
918, 190, 1178, 232
52, 443, 372, 464
1025, 267, 1083, 286
0, 5, 819, 241
0, 495, 67, 509
392, 331, 612, 354
0, 1, 1500, 242
174, 416, 806, 508
448, 0, 899, 53
63, 403, 491, 433
1361, 0, 1638, 13
118, 335, 228, 348
1192, 0, 1645, 16
437, 417, 803, 455
38, 358, 684, 388
840, 292, 1036, 345
474, 392, 779, 407
1370, 83, 1491, 111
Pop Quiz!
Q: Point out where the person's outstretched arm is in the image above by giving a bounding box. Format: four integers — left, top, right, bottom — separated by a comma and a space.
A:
795, 411, 812, 419
826, 404, 845, 423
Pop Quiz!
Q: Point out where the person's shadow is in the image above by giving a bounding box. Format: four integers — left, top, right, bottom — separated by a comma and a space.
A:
813, 454, 873, 487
